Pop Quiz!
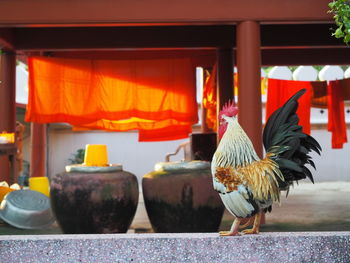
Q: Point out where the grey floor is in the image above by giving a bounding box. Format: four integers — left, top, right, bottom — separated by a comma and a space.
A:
1, 181, 349, 235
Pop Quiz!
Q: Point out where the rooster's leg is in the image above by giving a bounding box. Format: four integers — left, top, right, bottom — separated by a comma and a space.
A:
241, 212, 262, 235
219, 217, 242, 236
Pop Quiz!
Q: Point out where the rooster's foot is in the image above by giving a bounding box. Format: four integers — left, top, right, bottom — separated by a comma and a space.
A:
219, 217, 242, 237
219, 230, 240, 236
241, 212, 262, 235
241, 228, 259, 235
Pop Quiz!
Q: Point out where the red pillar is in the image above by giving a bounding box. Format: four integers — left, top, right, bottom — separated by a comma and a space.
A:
0, 51, 16, 183
0, 51, 16, 132
30, 123, 47, 177
236, 21, 263, 157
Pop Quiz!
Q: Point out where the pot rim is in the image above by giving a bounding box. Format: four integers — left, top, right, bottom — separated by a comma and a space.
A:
154, 160, 210, 172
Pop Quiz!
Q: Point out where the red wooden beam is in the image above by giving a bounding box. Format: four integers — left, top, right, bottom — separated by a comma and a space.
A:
261, 48, 350, 66
0, 0, 332, 26
260, 23, 344, 48
11, 23, 344, 52
0, 28, 15, 50
14, 26, 235, 51
24, 46, 350, 66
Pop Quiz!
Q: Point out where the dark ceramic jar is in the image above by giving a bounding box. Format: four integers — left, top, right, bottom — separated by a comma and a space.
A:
142, 161, 224, 233
50, 168, 139, 234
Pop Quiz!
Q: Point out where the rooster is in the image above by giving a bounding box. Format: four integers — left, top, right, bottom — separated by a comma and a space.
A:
211, 89, 321, 236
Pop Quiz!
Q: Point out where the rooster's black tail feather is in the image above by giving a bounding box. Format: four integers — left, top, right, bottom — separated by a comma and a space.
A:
263, 89, 321, 190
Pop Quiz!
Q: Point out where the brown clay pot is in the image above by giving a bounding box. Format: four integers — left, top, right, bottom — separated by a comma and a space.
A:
50, 170, 139, 234
142, 161, 224, 233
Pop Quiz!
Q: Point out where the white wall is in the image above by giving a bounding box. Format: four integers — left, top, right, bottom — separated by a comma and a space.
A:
46, 125, 350, 183
309, 129, 350, 182
16, 63, 28, 105
48, 129, 187, 182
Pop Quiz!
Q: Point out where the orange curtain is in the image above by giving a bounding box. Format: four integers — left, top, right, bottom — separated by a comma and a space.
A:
266, 78, 312, 135
202, 64, 217, 131
25, 56, 198, 141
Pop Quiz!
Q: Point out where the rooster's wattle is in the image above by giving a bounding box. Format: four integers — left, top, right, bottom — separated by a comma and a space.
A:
211, 89, 321, 236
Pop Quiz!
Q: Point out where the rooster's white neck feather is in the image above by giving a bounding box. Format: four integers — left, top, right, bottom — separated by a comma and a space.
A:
212, 116, 260, 173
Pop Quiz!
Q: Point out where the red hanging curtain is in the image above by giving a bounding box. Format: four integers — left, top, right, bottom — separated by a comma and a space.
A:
327, 80, 348, 149
25, 56, 198, 141
266, 78, 312, 134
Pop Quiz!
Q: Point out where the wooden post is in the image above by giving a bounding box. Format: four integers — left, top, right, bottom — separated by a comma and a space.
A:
216, 48, 234, 141
237, 21, 265, 224
201, 68, 210, 133
236, 21, 263, 157
0, 50, 17, 183
30, 123, 47, 177
217, 48, 234, 112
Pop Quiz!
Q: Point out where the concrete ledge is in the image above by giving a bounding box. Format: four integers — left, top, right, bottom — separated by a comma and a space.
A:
0, 232, 349, 263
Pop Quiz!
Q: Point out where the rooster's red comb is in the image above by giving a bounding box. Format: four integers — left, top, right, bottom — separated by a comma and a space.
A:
219, 100, 238, 118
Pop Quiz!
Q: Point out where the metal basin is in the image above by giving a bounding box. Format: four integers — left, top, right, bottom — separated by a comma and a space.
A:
0, 189, 55, 229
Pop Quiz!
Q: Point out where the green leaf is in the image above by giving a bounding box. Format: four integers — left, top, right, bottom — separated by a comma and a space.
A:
335, 27, 345, 38
344, 33, 350, 43
329, 0, 350, 44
